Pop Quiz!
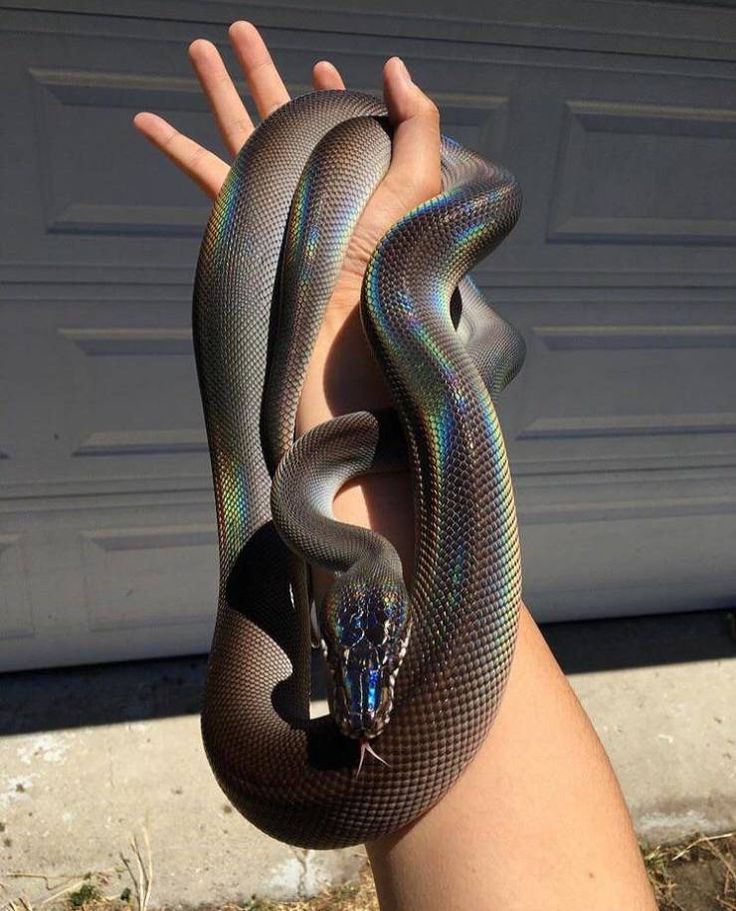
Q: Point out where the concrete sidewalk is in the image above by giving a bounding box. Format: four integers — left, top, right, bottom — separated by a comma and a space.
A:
1, 611, 734, 906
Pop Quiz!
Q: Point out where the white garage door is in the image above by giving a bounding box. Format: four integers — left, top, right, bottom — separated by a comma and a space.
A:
1, 0, 735, 671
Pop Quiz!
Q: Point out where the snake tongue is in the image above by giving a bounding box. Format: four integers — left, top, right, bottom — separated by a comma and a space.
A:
356, 739, 391, 777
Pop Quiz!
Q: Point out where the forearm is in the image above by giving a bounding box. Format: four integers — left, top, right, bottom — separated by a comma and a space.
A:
299, 242, 655, 911
366, 604, 657, 911
308, 429, 655, 908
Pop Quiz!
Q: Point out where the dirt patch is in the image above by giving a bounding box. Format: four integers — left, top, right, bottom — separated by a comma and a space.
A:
643, 832, 736, 910
3, 832, 734, 911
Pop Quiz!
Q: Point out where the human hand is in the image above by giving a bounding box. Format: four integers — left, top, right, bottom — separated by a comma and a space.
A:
134, 22, 443, 578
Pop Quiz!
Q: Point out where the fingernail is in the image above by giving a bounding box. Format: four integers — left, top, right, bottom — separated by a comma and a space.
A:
395, 57, 412, 84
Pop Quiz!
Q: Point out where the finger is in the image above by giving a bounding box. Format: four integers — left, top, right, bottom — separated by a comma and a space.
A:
312, 60, 345, 91
382, 57, 442, 208
132, 112, 229, 200
188, 38, 254, 157
229, 20, 290, 119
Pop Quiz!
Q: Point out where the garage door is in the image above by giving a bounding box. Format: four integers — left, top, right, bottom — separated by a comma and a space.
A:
2, 0, 735, 671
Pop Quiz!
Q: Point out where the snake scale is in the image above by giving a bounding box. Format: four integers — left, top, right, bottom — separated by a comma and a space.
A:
192, 90, 525, 849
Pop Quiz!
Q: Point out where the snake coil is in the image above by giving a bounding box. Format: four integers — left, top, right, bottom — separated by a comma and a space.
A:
192, 90, 524, 849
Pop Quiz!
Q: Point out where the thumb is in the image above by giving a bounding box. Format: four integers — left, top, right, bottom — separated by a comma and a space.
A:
382, 57, 442, 210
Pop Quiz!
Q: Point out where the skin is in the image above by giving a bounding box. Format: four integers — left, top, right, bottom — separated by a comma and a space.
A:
134, 22, 658, 910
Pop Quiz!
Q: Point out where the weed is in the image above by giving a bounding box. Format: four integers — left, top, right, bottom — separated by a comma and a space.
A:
67, 883, 101, 908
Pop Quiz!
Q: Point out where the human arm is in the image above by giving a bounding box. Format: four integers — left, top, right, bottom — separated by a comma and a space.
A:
133, 23, 657, 910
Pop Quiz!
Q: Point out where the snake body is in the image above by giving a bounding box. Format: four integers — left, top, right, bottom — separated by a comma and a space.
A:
192, 90, 524, 849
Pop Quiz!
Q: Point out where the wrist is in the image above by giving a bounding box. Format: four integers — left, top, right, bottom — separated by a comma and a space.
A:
295, 283, 392, 437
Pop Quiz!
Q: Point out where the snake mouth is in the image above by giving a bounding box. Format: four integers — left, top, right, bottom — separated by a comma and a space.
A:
335, 708, 390, 741
330, 668, 394, 741
321, 633, 408, 742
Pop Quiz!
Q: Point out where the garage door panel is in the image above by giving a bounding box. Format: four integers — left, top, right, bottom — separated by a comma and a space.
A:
481, 291, 736, 475
62, 326, 204, 460
80, 524, 216, 633
548, 99, 736, 246
1, 296, 209, 496
516, 343, 736, 460
0, 535, 35, 641
520, 508, 736, 620
31, 66, 213, 238
0, 498, 218, 671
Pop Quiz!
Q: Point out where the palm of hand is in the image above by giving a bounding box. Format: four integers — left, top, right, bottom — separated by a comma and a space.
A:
133, 22, 440, 396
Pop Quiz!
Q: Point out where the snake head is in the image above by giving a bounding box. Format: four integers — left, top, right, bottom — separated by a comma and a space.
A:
320, 567, 411, 741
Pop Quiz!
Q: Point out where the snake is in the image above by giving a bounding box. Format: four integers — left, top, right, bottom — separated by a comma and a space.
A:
192, 89, 524, 850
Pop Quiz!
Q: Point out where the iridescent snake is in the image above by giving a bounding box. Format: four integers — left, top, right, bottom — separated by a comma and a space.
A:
192, 90, 524, 849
